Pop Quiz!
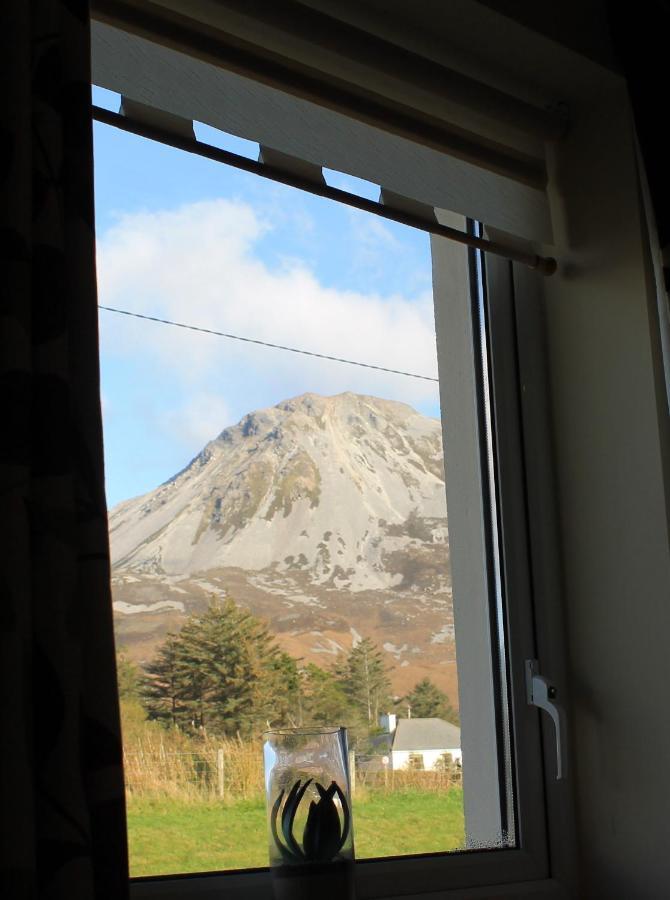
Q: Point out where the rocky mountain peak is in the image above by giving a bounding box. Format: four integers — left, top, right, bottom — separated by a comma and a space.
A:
111, 392, 455, 699
110, 392, 446, 584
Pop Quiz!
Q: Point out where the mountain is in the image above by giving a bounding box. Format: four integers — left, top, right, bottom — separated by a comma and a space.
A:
111, 392, 457, 700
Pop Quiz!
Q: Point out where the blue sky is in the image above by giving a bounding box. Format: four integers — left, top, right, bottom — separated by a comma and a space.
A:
93, 87, 440, 508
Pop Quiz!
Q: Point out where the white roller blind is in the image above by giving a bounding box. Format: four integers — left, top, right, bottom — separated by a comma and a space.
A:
91, 21, 553, 244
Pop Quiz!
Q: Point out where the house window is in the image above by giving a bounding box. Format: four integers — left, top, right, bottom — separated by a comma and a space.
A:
90, 9, 572, 899
407, 753, 425, 771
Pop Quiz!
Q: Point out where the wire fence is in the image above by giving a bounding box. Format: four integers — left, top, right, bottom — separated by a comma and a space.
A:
123, 736, 461, 801
123, 734, 263, 801
353, 753, 462, 793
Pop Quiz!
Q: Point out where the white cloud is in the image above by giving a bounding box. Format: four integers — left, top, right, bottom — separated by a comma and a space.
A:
97, 197, 440, 442
347, 209, 402, 278
158, 393, 232, 450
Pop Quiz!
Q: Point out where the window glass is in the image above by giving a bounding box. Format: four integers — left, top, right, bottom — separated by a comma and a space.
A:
94, 87, 513, 878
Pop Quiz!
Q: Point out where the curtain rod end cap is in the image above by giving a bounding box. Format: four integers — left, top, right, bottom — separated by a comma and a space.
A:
535, 256, 557, 276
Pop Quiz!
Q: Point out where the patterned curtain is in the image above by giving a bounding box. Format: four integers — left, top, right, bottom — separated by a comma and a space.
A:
0, 2, 129, 898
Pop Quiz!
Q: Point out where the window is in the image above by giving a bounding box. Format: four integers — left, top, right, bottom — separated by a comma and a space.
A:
96, 103, 474, 873
91, 7, 574, 899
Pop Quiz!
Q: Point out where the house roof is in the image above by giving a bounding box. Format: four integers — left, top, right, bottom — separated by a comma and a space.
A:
391, 718, 461, 751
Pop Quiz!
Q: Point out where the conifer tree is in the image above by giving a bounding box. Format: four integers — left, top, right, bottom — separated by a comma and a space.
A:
262, 651, 303, 727
116, 648, 141, 700
174, 598, 257, 734
401, 676, 459, 724
142, 636, 183, 728
301, 663, 352, 725
335, 638, 392, 725
141, 597, 296, 736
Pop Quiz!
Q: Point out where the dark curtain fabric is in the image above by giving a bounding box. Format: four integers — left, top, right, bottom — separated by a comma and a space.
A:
0, 2, 129, 898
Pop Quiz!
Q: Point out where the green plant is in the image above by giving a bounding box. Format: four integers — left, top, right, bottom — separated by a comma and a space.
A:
270, 779, 351, 863
141, 597, 293, 736
400, 677, 459, 724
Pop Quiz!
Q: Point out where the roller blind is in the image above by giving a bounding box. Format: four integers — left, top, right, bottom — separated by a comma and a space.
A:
91, 3, 558, 243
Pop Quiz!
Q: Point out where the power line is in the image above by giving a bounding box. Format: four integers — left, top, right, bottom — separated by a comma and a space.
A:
97, 305, 439, 383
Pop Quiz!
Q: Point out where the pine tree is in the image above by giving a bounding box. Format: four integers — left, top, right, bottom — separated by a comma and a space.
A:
116, 648, 141, 700
174, 598, 257, 734
301, 663, 352, 725
402, 677, 459, 724
142, 636, 183, 728
336, 638, 392, 726
141, 597, 297, 736
262, 651, 303, 727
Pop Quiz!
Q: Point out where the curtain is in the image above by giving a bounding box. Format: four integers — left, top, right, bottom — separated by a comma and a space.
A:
0, 2, 128, 898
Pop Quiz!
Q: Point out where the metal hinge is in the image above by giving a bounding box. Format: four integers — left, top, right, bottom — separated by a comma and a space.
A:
525, 659, 567, 780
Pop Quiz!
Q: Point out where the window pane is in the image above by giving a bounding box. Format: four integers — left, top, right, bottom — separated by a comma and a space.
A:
94, 101, 514, 878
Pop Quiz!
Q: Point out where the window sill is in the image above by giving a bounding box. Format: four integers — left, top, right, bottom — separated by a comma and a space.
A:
130, 870, 571, 900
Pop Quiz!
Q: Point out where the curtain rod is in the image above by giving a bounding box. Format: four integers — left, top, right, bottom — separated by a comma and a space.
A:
92, 105, 557, 276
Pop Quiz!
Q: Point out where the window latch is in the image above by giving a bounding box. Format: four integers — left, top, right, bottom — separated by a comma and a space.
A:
525, 659, 567, 780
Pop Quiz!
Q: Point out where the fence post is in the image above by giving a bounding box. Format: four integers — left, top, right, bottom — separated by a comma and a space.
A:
348, 749, 356, 795
217, 747, 225, 799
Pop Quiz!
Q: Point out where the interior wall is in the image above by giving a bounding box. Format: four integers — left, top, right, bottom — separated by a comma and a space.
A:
542, 82, 670, 898
476, 0, 619, 71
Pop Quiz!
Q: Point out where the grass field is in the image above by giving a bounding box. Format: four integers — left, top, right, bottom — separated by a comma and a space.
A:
127, 788, 465, 876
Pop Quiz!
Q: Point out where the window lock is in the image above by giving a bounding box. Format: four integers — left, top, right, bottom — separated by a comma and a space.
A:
525, 659, 567, 780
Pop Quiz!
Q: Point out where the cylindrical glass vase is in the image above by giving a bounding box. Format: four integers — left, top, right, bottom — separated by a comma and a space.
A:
263, 727, 355, 900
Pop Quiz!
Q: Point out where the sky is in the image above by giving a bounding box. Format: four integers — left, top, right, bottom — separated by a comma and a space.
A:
93, 87, 441, 508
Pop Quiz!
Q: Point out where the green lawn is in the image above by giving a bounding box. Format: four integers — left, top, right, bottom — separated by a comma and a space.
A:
127, 789, 465, 876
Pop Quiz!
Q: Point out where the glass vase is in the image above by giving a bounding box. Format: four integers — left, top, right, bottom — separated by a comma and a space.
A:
263, 726, 356, 900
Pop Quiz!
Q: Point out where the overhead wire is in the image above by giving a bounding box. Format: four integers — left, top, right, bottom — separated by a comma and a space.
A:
98, 305, 440, 383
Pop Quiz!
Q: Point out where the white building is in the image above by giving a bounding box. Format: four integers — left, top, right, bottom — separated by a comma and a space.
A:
381, 716, 462, 771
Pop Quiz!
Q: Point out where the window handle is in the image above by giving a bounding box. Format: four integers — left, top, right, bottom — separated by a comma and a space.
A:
525, 659, 567, 780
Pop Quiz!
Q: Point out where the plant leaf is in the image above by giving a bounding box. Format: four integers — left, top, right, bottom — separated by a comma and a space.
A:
281, 779, 306, 859
270, 789, 294, 862
314, 781, 343, 861
303, 799, 320, 859
292, 777, 313, 853
332, 780, 351, 852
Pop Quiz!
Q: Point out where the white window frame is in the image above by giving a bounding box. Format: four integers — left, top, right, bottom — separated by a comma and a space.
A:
90, 11, 582, 900
110, 221, 572, 900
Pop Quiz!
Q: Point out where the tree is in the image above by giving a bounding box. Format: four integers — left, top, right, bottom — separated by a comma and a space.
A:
401, 677, 459, 724
258, 650, 303, 728
116, 648, 141, 700
172, 599, 256, 734
335, 638, 392, 726
300, 663, 352, 725
141, 597, 294, 736
142, 636, 183, 728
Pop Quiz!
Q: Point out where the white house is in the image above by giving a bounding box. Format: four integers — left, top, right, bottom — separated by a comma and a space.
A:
380, 714, 462, 771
